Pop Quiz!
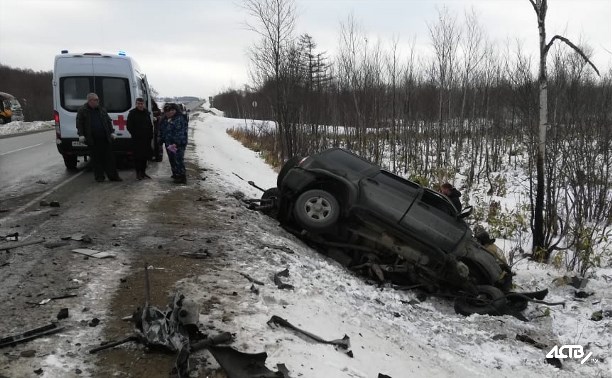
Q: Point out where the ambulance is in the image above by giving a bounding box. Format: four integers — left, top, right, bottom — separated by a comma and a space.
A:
52, 51, 154, 169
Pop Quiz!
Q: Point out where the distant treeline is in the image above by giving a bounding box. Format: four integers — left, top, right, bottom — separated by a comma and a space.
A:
0, 64, 52, 121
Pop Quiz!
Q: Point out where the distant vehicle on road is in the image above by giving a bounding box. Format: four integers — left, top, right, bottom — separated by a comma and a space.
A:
52, 51, 155, 169
0, 92, 24, 123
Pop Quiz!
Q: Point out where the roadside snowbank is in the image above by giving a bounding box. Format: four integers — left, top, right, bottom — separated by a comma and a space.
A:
0, 120, 54, 136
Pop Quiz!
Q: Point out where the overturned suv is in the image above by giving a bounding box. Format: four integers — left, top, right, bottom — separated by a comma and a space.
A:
260, 148, 517, 316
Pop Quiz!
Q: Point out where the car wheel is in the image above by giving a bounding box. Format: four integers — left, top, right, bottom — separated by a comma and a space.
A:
261, 187, 280, 217
294, 189, 340, 231
277, 155, 303, 188
63, 154, 78, 170
454, 285, 507, 316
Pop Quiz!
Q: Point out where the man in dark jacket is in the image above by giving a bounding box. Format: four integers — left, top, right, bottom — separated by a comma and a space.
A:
441, 182, 462, 212
127, 97, 153, 180
76, 93, 122, 182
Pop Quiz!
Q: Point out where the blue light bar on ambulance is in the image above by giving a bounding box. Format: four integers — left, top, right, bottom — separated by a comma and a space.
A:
118, 51, 127, 56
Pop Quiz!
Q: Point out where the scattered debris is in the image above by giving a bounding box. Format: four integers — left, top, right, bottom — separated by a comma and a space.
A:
267, 315, 351, 352
36, 180, 48, 185
72, 248, 116, 259
39, 200, 49, 206
589, 310, 611, 321
89, 318, 100, 327
44, 240, 70, 249
20, 350, 36, 358
3, 232, 18, 241
61, 233, 93, 243
181, 249, 210, 259
0, 238, 45, 252
26, 294, 77, 306
515, 334, 547, 350
250, 284, 259, 295
196, 196, 215, 202
239, 272, 264, 286
273, 269, 294, 290
208, 346, 290, 378
545, 356, 563, 369
89, 335, 139, 354
492, 334, 508, 341
575, 290, 594, 299
49, 201, 60, 207
0, 323, 64, 349
57, 308, 69, 320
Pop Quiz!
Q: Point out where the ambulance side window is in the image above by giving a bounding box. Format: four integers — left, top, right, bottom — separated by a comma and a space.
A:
99, 78, 130, 113
60, 77, 92, 111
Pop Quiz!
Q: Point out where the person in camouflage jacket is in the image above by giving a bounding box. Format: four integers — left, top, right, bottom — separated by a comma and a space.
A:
160, 103, 188, 183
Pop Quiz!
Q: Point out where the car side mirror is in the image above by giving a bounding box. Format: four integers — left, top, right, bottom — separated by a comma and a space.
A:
458, 206, 473, 219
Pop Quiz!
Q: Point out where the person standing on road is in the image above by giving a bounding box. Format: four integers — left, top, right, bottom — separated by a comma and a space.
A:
151, 99, 164, 162
440, 182, 462, 212
127, 97, 153, 180
76, 93, 122, 182
160, 103, 188, 184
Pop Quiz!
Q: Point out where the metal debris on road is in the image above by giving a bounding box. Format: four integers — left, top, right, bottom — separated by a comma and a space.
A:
0, 323, 64, 349
239, 272, 264, 286
0, 237, 45, 252
72, 248, 116, 259
267, 315, 352, 354
273, 268, 294, 290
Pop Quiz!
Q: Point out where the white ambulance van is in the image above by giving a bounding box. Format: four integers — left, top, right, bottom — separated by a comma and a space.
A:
53, 51, 154, 169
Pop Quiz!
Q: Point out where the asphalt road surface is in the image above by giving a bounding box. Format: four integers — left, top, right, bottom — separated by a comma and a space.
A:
0, 130, 86, 207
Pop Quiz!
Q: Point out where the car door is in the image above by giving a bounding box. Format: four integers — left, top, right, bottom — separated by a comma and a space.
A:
399, 189, 467, 253
357, 170, 419, 223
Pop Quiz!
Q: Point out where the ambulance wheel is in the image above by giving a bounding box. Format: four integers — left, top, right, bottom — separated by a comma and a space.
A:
63, 154, 78, 170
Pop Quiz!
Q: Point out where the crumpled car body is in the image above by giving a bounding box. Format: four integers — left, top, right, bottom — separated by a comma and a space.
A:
275, 148, 512, 294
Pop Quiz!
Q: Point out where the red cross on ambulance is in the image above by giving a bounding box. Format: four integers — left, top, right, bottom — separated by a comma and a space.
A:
113, 115, 126, 131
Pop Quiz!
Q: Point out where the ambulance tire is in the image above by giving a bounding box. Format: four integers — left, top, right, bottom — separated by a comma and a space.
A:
63, 154, 78, 170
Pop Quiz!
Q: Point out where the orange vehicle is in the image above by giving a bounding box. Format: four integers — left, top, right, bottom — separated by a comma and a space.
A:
0, 92, 15, 123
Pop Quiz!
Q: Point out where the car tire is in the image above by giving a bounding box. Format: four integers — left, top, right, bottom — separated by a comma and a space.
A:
454, 285, 507, 316
294, 189, 340, 231
261, 187, 280, 218
277, 155, 303, 188
63, 154, 78, 170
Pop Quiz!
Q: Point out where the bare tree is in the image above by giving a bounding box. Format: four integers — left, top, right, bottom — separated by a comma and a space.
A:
243, 0, 297, 160
528, 0, 599, 260
428, 6, 461, 170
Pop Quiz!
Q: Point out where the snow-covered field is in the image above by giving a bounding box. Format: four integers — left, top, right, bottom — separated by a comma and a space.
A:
4, 114, 611, 377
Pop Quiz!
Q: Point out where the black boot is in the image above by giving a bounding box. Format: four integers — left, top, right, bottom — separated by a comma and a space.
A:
173, 174, 186, 184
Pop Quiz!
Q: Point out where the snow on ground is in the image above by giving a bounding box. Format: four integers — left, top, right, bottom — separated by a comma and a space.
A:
188, 110, 612, 378
0, 120, 54, 136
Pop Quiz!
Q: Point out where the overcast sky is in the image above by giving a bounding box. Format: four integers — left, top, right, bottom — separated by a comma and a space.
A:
0, 0, 610, 98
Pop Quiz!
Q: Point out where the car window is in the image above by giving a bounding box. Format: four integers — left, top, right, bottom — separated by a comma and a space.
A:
325, 149, 373, 173
60, 77, 92, 111
99, 77, 130, 112
60, 76, 130, 113
375, 171, 420, 194
421, 190, 457, 216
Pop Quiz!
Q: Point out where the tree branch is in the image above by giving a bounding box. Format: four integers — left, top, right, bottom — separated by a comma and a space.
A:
545, 35, 600, 76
